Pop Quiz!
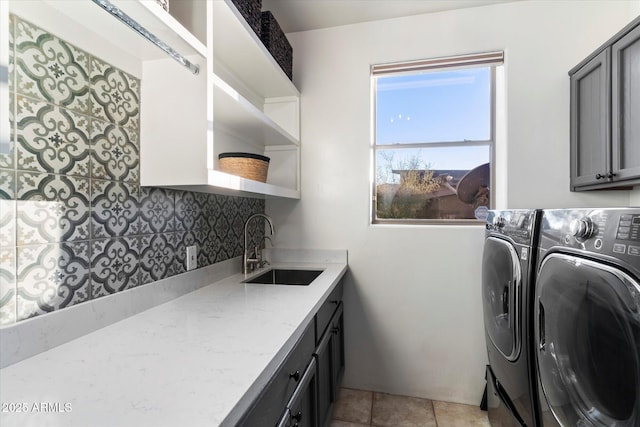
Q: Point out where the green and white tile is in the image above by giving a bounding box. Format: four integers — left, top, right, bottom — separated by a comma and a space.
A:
91, 237, 140, 297
1, 93, 15, 170
0, 199, 16, 248
0, 169, 16, 248
139, 187, 175, 234
90, 119, 139, 182
16, 241, 91, 321
90, 179, 140, 238
0, 247, 17, 325
90, 56, 140, 130
13, 16, 90, 114
16, 95, 90, 176
0, 168, 15, 200
8, 15, 15, 92
16, 171, 90, 244
139, 233, 177, 285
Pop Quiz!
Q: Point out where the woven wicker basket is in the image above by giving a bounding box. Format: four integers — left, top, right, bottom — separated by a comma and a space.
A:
219, 152, 270, 183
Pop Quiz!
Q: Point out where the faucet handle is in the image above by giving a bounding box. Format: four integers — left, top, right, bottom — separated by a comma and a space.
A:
254, 245, 272, 268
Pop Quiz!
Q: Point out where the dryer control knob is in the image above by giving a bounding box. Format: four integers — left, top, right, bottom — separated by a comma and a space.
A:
494, 216, 506, 228
570, 217, 595, 239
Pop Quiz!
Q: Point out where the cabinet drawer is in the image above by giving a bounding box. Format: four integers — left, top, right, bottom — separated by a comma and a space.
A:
238, 323, 315, 427
315, 281, 343, 344
286, 357, 317, 427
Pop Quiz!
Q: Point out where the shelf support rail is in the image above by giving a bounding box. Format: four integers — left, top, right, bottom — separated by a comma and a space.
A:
91, 0, 200, 75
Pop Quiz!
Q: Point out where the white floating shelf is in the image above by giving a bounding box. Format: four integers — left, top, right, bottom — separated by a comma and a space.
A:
161, 170, 300, 200
208, 170, 300, 199
213, 74, 299, 147
211, 0, 299, 100
13, 0, 206, 64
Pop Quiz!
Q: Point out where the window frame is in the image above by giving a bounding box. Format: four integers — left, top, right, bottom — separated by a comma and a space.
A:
370, 52, 501, 225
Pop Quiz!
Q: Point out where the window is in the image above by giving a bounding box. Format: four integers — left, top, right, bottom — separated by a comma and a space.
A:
371, 52, 502, 224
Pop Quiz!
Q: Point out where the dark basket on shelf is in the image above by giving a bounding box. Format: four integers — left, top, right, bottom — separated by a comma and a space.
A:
261, 11, 293, 80
218, 152, 270, 183
230, 0, 263, 37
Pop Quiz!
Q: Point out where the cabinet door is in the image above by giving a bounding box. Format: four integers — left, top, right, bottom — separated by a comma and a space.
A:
570, 49, 611, 189
315, 281, 343, 343
288, 359, 318, 427
277, 409, 292, 427
237, 325, 315, 427
330, 303, 345, 400
612, 24, 640, 182
315, 329, 332, 427
315, 301, 345, 427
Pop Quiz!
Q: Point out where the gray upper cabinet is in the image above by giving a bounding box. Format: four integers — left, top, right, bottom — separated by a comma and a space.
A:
612, 24, 640, 182
570, 50, 611, 188
570, 17, 640, 191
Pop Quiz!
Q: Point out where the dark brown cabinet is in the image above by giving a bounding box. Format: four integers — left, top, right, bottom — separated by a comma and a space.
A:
570, 17, 640, 190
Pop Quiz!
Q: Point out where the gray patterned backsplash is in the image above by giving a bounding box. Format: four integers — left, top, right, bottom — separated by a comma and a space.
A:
0, 15, 265, 326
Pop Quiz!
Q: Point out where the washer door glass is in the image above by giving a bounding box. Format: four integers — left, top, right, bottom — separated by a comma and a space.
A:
482, 237, 521, 361
535, 254, 640, 427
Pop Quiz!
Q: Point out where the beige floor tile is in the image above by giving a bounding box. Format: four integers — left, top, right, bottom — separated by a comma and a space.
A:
333, 387, 373, 425
371, 392, 437, 427
330, 421, 371, 427
433, 401, 491, 427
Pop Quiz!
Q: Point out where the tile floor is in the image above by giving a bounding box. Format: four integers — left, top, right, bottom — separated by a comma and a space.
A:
331, 388, 491, 427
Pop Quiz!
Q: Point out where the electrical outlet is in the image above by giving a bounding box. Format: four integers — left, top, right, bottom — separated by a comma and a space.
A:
186, 245, 197, 271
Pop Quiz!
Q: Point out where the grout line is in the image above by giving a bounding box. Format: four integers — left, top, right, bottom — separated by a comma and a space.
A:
432, 399, 439, 427
369, 390, 374, 427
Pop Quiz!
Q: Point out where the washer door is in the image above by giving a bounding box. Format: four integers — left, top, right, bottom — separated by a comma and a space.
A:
535, 254, 640, 426
482, 236, 521, 361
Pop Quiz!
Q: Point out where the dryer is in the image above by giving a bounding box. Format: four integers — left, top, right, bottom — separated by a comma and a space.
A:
534, 208, 640, 426
482, 210, 541, 427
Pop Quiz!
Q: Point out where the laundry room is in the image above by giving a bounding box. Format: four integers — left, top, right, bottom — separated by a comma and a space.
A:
0, 1, 639, 426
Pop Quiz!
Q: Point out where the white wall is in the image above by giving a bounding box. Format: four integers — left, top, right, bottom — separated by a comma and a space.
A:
267, 0, 638, 405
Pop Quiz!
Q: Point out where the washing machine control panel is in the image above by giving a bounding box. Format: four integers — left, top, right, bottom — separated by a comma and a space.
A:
542, 209, 639, 266
486, 210, 538, 246
615, 214, 640, 242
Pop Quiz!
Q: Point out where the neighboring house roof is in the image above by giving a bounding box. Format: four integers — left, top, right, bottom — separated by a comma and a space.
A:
391, 169, 470, 183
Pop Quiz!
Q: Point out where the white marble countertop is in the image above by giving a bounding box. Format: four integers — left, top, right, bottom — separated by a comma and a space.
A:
0, 252, 348, 427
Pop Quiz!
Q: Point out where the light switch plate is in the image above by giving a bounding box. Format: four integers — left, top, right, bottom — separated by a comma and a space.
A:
186, 245, 197, 271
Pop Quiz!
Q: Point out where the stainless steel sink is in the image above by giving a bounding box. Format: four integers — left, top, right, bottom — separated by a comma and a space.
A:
243, 269, 324, 286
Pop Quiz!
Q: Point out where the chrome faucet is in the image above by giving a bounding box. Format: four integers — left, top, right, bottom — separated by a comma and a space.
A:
243, 213, 275, 274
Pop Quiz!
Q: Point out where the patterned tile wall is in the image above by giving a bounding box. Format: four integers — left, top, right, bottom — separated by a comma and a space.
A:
0, 15, 265, 326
